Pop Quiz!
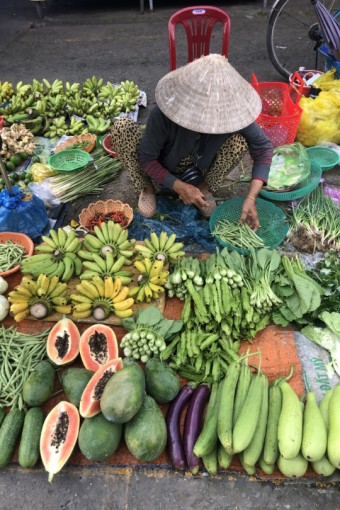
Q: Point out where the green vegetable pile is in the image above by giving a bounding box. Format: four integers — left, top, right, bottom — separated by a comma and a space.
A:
307, 249, 340, 316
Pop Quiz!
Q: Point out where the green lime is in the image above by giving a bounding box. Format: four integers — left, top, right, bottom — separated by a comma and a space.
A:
19, 172, 26, 180
10, 173, 19, 182
19, 152, 29, 161
24, 178, 30, 185
0, 178, 4, 186
10, 155, 22, 166
6, 161, 15, 171
31, 155, 41, 163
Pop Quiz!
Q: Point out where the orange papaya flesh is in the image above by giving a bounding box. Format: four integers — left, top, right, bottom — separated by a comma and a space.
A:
40, 401, 80, 483
79, 357, 123, 418
79, 324, 118, 372
47, 318, 80, 366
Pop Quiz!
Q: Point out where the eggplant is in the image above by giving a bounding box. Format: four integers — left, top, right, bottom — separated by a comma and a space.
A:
165, 384, 194, 470
183, 384, 210, 474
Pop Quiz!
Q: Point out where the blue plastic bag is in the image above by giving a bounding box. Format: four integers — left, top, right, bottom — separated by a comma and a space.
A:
128, 195, 217, 253
0, 186, 50, 240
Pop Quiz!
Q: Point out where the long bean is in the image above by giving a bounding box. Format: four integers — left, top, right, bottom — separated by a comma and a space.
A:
0, 241, 26, 272
212, 219, 265, 250
0, 325, 50, 409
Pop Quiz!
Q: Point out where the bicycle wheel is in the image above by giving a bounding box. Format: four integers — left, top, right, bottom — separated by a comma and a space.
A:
267, 0, 339, 79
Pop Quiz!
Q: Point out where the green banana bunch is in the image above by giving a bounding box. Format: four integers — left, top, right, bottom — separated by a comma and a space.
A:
82, 76, 104, 98
120, 92, 138, 114
35, 98, 48, 115
71, 275, 134, 320
15, 81, 32, 98
8, 274, 72, 322
0, 81, 14, 103
0, 95, 32, 116
79, 253, 133, 284
82, 221, 136, 265
43, 78, 64, 95
97, 82, 122, 102
65, 81, 80, 97
86, 115, 111, 134
120, 80, 140, 98
68, 116, 86, 135
44, 116, 69, 138
31, 78, 45, 95
134, 231, 185, 264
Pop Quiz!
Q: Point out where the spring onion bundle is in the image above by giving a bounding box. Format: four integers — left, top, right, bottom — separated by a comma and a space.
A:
289, 185, 340, 252
0, 326, 49, 409
47, 148, 122, 203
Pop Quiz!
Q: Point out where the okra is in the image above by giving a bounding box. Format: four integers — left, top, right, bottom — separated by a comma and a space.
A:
217, 362, 241, 454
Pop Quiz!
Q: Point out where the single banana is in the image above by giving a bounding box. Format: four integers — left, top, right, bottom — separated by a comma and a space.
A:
77, 281, 100, 299
158, 231, 168, 251
113, 308, 133, 319
150, 232, 160, 251
163, 233, 177, 252
113, 298, 134, 312
57, 228, 66, 249
73, 310, 93, 319
112, 286, 130, 304
93, 225, 107, 244
134, 260, 148, 274
54, 305, 73, 314
150, 260, 164, 278
10, 302, 29, 314
70, 294, 92, 304
92, 276, 105, 295
73, 302, 92, 312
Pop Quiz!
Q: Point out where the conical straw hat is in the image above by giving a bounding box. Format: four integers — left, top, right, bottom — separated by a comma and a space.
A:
155, 54, 262, 134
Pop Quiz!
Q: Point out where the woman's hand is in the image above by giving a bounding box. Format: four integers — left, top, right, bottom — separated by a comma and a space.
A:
240, 197, 260, 231
173, 179, 208, 208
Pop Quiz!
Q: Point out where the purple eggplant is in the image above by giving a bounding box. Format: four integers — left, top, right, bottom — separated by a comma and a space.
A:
183, 384, 210, 474
165, 384, 194, 470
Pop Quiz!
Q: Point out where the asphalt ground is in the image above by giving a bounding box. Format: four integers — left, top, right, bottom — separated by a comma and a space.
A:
0, 1, 340, 508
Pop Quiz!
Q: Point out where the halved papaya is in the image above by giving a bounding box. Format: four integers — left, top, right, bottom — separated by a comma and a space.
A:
79, 324, 118, 371
40, 401, 80, 483
47, 317, 80, 366
79, 358, 123, 419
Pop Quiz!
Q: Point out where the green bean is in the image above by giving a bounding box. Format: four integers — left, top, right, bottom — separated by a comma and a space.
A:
212, 220, 265, 250
0, 241, 26, 271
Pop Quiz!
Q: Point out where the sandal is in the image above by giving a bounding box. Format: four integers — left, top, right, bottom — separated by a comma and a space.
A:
138, 186, 156, 218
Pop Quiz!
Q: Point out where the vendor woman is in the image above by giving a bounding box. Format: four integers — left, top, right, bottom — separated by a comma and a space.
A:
111, 54, 273, 231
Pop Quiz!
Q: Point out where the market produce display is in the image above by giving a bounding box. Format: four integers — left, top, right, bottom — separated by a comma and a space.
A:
0, 123, 35, 170
0, 78, 140, 137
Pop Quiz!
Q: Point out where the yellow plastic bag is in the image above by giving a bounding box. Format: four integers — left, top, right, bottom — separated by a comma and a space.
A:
296, 88, 340, 147
313, 69, 340, 91
30, 163, 57, 182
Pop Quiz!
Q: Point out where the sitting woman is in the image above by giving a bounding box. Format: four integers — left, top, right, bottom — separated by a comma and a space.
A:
111, 54, 273, 231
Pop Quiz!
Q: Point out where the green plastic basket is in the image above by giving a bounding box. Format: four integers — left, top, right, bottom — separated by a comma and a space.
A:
306, 146, 340, 172
259, 161, 322, 202
209, 197, 289, 255
48, 149, 91, 173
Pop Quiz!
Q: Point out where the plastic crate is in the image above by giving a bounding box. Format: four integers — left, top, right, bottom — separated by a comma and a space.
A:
306, 146, 340, 172
48, 149, 91, 173
209, 197, 289, 255
251, 73, 304, 148
259, 161, 322, 201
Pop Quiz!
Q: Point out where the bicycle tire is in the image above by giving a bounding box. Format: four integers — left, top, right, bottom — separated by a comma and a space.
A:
267, 0, 339, 79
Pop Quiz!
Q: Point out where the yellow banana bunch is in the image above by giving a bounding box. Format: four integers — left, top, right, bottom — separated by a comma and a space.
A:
130, 258, 169, 303
134, 231, 185, 264
71, 276, 134, 320
8, 275, 71, 322
0, 81, 14, 103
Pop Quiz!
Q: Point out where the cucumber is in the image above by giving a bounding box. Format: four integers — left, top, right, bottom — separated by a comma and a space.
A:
18, 407, 45, 468
0, 408, 25, 468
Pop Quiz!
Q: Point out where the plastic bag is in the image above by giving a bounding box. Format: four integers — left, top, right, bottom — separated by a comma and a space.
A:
128, 195, 217, 253
29, 162, 57, 182
0, 185, 50, 240
28, 181, 61, 209
267, 142, 311, 190
296, 88, 340, 147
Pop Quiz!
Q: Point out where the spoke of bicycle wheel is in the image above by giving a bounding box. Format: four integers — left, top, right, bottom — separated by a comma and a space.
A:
267, 0, 339, 79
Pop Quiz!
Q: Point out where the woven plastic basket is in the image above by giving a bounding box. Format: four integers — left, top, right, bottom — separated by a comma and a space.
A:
259, 161, 322, 202
48, 149, 91, 173
306, 146, 340, 172
209, 197, 289, 255
251, 73, 303, 148
79, 199, 134, 232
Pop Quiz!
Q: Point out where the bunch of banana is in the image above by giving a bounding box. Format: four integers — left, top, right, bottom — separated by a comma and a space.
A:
85, 115, 111, 134
0, 94, 34, 116
8, 274, 72, 322
97, 82, 123, 102
43, 78, 64, 95
82, 76, 104, 98
120, 92, 138, 114
68, 116, 87, 135
35, 98, 48, 115
71, 275, 134, 320
129, 258, 169, 303
44, 116, 69, 138
21, 228, 82, 282
78, 253, 133, 284
82, 221, 136, 265
15, 81, 32, 98
0, 81, 14, 103
102, 98, 122, 118
134, 231, 185, 264
120, 80, 140, 99
67, 93, 99, 118
46, 95, 67, 117
31, 79, 45, 96
65, 81, 80, 97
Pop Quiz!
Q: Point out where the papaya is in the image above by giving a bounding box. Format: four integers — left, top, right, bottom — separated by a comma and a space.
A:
47, 317, 80, 366
40, 401, 79, 483
100, 363, 145, 424
79, 324, 118, 372
78, 413, 122, 461
145, 357, 180, 404
22, 360, 55, 406
79, 358, 123, 418
61, 368, 94, 408
124, 395, 167, 462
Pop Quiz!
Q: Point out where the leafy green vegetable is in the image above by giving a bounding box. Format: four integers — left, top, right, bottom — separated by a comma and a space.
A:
307, 250, 340, 315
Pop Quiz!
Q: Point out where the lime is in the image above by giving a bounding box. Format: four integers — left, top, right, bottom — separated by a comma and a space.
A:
19, 152, 29, 161
31, 155, 41, 163
10, 173, 19, 182
0, 178, 4, 186
10, 155, 22, 166
19, 172, 26, 180
6, 161, 15, 171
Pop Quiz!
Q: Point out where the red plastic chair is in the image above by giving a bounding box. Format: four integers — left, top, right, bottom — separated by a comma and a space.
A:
168, 6, 231, 71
